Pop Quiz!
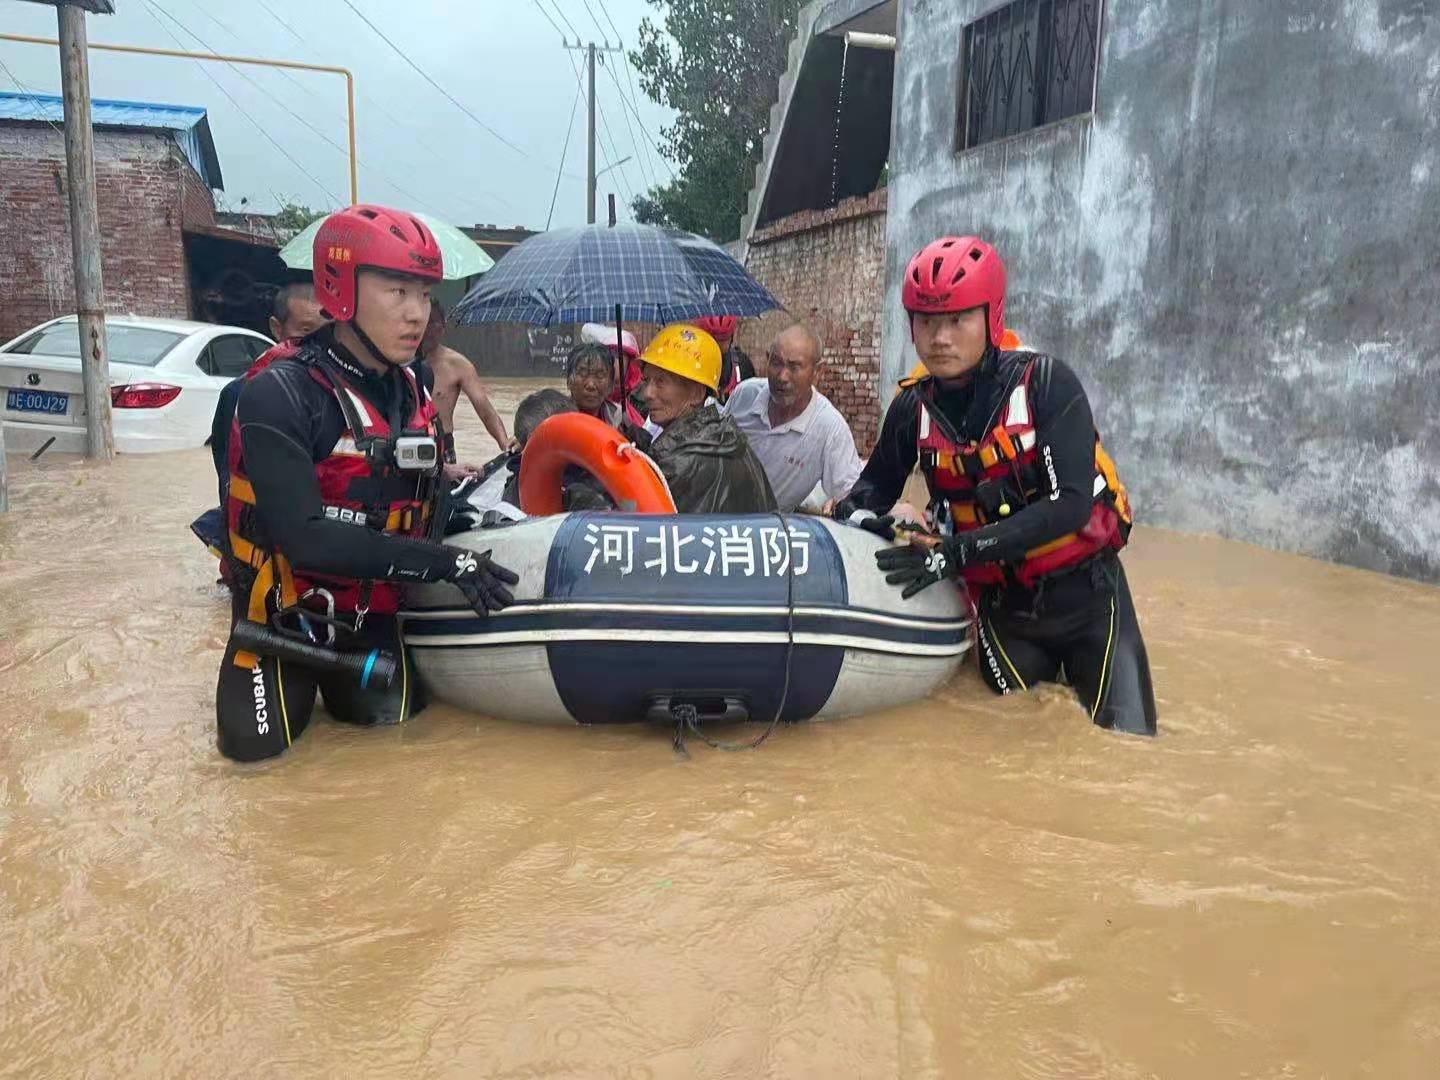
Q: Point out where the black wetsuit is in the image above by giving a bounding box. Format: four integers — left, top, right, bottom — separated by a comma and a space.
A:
843, 348, 1157, 735
721, 345, 756, 392
215, 329, 458, 761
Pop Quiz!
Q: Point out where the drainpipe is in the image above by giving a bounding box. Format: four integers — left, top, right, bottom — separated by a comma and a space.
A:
843, 31, 897, 51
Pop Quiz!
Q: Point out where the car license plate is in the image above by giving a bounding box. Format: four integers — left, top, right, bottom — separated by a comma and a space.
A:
6, 388, 69, 415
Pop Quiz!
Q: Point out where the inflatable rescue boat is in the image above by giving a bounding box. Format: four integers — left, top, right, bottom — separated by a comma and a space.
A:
401, 512, 971, 726
399, 412, 971, 726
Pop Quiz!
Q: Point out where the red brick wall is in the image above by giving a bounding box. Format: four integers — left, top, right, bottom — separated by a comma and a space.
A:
0, 124, 213, 342
738, 189, 888, 454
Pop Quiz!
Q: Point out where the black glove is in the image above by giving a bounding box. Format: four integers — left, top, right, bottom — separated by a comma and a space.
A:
874, 536, 971, 599
444, 547, 519, 614
832, 499, 896, 542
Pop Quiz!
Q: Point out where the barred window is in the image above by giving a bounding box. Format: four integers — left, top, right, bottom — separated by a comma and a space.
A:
959, 0, 1103, 151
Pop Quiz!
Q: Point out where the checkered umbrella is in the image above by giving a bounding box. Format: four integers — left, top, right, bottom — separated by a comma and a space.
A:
450, 223, 780, 327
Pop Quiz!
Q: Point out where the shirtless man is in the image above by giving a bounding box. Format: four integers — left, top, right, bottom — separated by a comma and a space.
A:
418, 302, 514, 458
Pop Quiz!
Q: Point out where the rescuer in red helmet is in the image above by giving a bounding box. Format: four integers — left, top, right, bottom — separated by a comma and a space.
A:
693, 314, 756, 401
835, 236, 1157, 735
215, 205, 519, 762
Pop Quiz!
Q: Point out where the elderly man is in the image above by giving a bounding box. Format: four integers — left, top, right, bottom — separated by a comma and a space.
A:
641, 324, 775, 514
724, 323, 864, 513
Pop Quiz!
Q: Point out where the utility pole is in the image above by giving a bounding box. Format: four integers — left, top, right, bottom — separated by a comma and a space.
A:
563, 38, 623, 225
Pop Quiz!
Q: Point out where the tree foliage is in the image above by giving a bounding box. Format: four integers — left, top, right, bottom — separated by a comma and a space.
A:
271, 200, 328, 234
630, 0, 805, 241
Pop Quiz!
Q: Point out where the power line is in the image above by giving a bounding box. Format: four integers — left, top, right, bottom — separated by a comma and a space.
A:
601, 58, 659, 187
135, 0, 340, 203
538, 0, 584, 41
593, 0, 625, 41
597, 99, 636, 210
563, 49, 635, 213
337, 0, 530, 158
589, 0, 674, 180
529, 0, 566, 40
0, 55, 66, 137
153, 0, 432, 210
171, 0, 519, 217
251, 0, 308, 46
600, 57, 654, 189
547, 77, 583, 230
148, 1, 350, 156
574, 0, 611, 42
608, 62, 669, 163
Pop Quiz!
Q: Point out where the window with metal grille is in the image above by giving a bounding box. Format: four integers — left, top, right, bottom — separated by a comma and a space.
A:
959, 0, 1103, 151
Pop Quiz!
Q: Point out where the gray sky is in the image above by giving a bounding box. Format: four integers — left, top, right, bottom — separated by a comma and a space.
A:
0, 0, 677, 229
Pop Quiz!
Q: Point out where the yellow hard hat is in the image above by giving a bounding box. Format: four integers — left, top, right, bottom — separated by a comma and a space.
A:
639, 323, 722, 394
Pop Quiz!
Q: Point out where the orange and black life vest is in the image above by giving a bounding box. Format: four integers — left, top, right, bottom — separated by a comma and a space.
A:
225, 340, 440, 642
916, 358, 1131, 588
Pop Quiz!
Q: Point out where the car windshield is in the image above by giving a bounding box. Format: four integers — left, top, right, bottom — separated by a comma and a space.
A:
6, 323, 185, 367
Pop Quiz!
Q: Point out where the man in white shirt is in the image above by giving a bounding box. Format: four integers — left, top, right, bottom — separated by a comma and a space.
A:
724, 323, 865, 512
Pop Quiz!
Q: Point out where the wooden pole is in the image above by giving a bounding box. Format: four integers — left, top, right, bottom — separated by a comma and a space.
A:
56, 3, 113, 460
0, 421, 8, 513
586, 42, 597, 225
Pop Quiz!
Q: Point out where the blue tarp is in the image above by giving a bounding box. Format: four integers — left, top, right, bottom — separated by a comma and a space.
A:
0, 90, 223, 190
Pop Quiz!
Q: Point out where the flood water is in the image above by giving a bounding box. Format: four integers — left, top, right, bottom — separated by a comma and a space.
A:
2, 378, 1438, 1077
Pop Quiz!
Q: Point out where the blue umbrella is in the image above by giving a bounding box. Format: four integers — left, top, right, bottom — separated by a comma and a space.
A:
450, 223, 781, 327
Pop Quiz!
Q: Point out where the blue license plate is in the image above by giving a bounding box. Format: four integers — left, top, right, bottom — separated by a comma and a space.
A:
6, 388, 69, 415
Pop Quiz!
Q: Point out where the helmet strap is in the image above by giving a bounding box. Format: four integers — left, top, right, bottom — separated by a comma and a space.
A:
343, 295, 404, 371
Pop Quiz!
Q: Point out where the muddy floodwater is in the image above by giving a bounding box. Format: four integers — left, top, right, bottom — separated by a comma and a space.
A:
2, 378, 1438, 1077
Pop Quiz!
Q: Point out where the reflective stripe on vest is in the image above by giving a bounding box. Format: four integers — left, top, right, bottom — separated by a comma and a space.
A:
915, 359, 1131, 587
225, 344, 439, 634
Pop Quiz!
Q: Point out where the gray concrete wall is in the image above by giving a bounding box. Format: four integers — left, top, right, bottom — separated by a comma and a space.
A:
885, 0, 1440, 581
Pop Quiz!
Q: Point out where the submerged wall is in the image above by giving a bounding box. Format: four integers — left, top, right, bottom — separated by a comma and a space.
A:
885, 0, 1440, 581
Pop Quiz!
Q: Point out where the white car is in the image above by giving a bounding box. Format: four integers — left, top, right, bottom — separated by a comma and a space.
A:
0, 315, 275, 455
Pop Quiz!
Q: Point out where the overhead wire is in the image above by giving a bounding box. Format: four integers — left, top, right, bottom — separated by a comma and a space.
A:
0, 54, 66, 137
175, 0, 519, 217
564, 49, 635, 215
537, 0, 584, 42
592, 0, 674, 180
601, 58, 658, 187
546, 77, 583, 229
150, 0, 451, 212
336, 0, 531, 158
574, 0, 611, 41
135, 0, 340, 203
528, 0, 567, 41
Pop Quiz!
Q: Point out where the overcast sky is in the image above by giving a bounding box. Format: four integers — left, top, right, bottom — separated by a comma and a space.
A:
0, 0, 677, 229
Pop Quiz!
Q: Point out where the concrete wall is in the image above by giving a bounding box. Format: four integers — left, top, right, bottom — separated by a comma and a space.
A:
886, 0, 1440, 581
0, 125, 206, 343
741, 189, 889, 454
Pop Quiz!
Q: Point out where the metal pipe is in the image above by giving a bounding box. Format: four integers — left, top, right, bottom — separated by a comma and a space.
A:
0, 32, 359, 203
843, 31, 897, 51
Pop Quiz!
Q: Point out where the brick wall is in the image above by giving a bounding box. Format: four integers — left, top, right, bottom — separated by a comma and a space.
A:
738, 188, 887, 454
0, 124, 213, 342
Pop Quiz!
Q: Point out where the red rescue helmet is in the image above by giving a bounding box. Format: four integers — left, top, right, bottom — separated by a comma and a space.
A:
901, 236, 1007, 347
694, 315, 738, 343
313, 204, 443, 322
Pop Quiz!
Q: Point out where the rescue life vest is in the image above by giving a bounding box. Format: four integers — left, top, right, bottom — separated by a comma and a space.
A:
225, 339, 441, 640
607, 357, 650, 429
719, 349, 741, 401
916, 356, 1131, 588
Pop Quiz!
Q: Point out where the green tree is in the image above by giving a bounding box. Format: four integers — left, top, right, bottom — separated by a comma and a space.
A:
631, 0, 805, 241
271, 200, 328, 235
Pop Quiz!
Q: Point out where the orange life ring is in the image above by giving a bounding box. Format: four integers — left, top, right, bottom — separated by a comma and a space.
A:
518, 412, 677, 515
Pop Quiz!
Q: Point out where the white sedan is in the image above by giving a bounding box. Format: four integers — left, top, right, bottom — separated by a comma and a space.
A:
0, 315, 275, 455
